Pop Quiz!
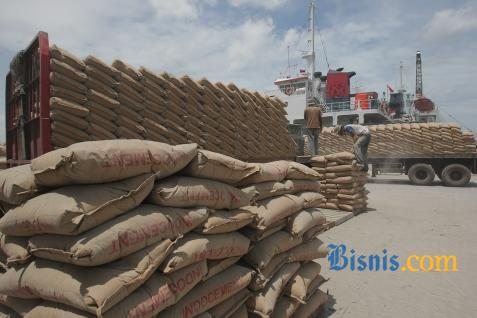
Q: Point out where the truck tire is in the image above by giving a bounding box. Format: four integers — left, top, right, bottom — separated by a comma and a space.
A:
441, 164, 471, 187
408, 163, 435, 185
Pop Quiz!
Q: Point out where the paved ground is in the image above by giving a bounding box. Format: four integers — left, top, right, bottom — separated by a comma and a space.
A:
319, 174, 477, 318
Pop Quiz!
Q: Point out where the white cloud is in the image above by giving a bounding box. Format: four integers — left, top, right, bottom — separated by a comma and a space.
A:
149, 0, 199, 19
228, 0, 289, 10
422, 4, 477, 40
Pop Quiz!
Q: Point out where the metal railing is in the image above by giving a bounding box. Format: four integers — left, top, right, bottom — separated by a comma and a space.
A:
322, 98, 382, 113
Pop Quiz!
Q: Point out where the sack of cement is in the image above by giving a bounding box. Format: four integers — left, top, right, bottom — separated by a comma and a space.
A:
23, 302, 93, 318
29, 205, 208, 266
0, 165, 42, 206
246, 262, 300, 317
243, 194, 304, 230
148, 176, 253, 210
31, 140, 198, 187
49, 97, 89, 117
237, 161, 289, 185
286, 162, 320, 180
50, 109, 89, 130
160, 265, 253, 318
84, 55, 119, 78
194, 209, 254, 234
102, 261, 206, 318
50, 58, 87, 83
244, 231, 302, 270
207, 288, 251, 318
249, 252, 289, 291
160, 232, 250, 273
284, 262, 323, 303
50, 72, 87, 94
241, 181, 292, 201
287, 208, 326, 237
0, 295, 40, 317
183, 150, 260, 185
0, 240, 175, 316
239, 219, 287, 242
273, 296, 301, 318
50, 85, 88, 104
295, 192, 324, 209
0, 233, 30, 266
292, 289, 328, 318
50, 45, 86, 70
203, 256, 241, 281
0, 174, 154, 236
288, 238, 328, 262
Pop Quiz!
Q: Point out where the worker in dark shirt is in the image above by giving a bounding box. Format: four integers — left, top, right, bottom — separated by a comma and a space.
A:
335, 124, 371, 171
304, 104, 322, 155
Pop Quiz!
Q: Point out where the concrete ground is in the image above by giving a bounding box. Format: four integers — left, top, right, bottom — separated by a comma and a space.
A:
319, 174, 477, 318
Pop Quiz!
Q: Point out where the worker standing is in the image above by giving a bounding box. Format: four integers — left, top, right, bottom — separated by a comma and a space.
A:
304, 104, 322, 155
335, 124, 371, 171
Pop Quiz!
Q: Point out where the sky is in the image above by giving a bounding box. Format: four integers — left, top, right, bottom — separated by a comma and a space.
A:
0, 0, 476, 142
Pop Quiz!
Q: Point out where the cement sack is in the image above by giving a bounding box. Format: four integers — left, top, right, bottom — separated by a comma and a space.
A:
239, 219, 287, 242
288, 238, 328, 262
285, 179, 320, 193
246, 262, 300, 318
286, 162, 320, 180
116, 115, 146, 135
229, 305, 248, 318
194, 209, 253, 234
243, 194, 304, 230
183, 150, 260, 185
116, 126, 143, 140
0, 234, 30, 266
244, 231, 302, 270
87, 123, 116, 140
0, 303, 20, 317
31, 140, 198, 187
0, 165, 41, 205
116, 104, 143, 122
50, 72, 87, 94
50, 97, 89, 117
0, 174, 154, 236
284, 262, 322, 302
292, 289, 328, 318
287, 208, 326, 237
241, 181, 291, 201
327, 176, 354, 184
50, 109, 89, 130
117, 83, 144, 104
50, 85, 87, 104
160, 232, 250, 273
49, 45, 85, 70
203, 256, 241, 281
29, 205, 208, 266
160, 265, 253, 318
102, 261, 206, 318
148, 176, 253, 210
85, 76, 118, 99
84, 55, 119, 78
51, 121, 89, 141
326, 165, 355, 173
86, 100, 117, 120
237, 161, 289, 185
324, 151, 355, 162
273, 296, 300, 318
207, 288, 251, 318
303, 224, 325, 241
112, 59, 143, 81
249, 252, 289, 291
0, 239, 175, 316
86, 89, 119, 109
84, 66, 119, 87
50, 58, 87, 83
24, 302, 93, 318
51, 132, 77, 148
0, 295, 40, 317
296, 192, 324, 209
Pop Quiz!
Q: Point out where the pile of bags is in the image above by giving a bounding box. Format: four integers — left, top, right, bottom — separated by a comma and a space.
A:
47, 45, 295, 162
310, 152, 368, 213
318, 122, 477, 156
0, 140, 328, 318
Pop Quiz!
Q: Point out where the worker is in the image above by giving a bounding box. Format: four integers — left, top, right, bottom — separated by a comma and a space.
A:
304, 104, 322, 155
335, 124, 371, 171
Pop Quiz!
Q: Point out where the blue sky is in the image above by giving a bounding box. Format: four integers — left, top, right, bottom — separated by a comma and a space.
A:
1, 0, 476, 142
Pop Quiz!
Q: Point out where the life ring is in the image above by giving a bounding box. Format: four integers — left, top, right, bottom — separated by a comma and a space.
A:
284, 86, 295, 96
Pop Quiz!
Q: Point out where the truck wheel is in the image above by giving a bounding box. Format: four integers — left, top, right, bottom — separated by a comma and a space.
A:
408, 163, 435, 185
441, 164, 471, 187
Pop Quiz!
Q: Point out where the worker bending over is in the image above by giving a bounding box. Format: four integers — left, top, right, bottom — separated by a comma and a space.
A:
304, 104, 322, 155
335, 124, 371, 171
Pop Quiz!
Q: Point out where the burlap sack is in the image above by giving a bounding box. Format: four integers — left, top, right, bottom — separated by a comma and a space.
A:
286, 162, 320, 180
273, 296, 301, 318
31, 140, 198, 187
244, 231, 302, 270
50, 72, 87, 94
84, 55, 119, 78
51, 132, 76, 148
241, 181, 292, 201
24, 302, 93, 318
50, 85, 88, 104
50, 58, 87, 83
296, 192, 324, 209
324, 151, 354, 161
287, 208, 326, 237
246, 262, 300, 317
51, 121, 89, 141
284, 262, 322, 302
326, 165, 355, 172
194, 209, 253, 234
286, 179, 320, 193
0, 174, 154, 236
292, 289, 328, 318
87, 123, 117, 140
239, 219, 287, 242
148, 176, 253, 210
160, 265, 253, 318
29, 205, 208, 266
203, 256, 241, 281
0, 165, 41, 205
50, 97, 89, 117
112, 59, 143, 81
327, 176, 354, 184
49, 45, 86, 70
238, 161, 289, 185
0, 295, 40, 317
288, 238, 328, 262
183, 150, 259, 185
243, 194, 304, 230
85, 76, 118, 99
84, 66, 119, 87
160, 232, 250, 273
249, 252, 289, 291
0, 239, 175, 315
0, 234, 30, 266
207, 288, 251, 318
86, 100, 117, 120
303, 224, 325, 241
103, 261, 206, 318
116, 115, 146, 135
50, 109, 89, 130
86, 89, 120, 109
116, 126, 143, 139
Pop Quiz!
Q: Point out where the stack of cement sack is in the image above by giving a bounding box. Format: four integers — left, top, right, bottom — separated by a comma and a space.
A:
48, 45, 295, 162
318, 122, 477, 156
0, 140, 328, 317
310, 152, 368, 213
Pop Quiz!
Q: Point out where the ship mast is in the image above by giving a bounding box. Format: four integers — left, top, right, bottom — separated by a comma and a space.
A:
303, 0, 318, 105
